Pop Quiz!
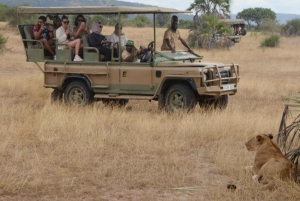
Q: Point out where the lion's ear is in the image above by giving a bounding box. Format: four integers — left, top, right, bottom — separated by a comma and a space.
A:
268, 134, 273, 139
256, 135, 264, 143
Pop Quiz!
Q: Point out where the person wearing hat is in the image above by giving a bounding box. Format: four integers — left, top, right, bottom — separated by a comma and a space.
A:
161, 15, 194, 54
122, 40, 153, 62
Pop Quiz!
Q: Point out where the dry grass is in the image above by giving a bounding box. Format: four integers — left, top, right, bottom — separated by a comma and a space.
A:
0, 21, 300, 200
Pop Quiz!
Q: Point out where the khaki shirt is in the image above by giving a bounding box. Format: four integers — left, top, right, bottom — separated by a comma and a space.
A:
161, 28, 181, 51
122, 49, 141, 62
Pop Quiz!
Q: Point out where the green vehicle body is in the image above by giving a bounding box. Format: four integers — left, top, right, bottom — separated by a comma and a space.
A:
17, 6, 240, 112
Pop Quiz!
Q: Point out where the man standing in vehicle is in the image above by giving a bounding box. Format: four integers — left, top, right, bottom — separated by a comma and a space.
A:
33, 16, 56, 60
161, 15, 194, 54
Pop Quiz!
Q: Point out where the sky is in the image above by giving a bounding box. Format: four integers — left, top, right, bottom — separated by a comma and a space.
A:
120, 0, 300, 15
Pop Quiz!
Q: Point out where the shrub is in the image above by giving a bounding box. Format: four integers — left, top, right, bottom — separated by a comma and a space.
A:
260, 34, 280, 47
281, 19, 300, 37
187, 14, 234, 50
0, 33, 8, 45
260, 18, 281, 34
132, 14, 151, 27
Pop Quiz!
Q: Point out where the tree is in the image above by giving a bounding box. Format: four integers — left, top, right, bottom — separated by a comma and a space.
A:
0, 3, 8, 21
156, 13, 170, 27
237, 7, 276, 29
281, 19, 300, 37
187, 0, 231, 29
133, 14, 151, 27
236, 8, 253, 27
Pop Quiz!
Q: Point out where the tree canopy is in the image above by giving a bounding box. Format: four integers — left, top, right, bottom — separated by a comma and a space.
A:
237, 7, 276, 28
187, 0, 231, 19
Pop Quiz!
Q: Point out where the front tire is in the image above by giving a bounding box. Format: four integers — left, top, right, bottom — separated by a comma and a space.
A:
164, 84, 196, 113
64, 81, 94, 105
199, 94, 228, 109
214, 94, 228, 109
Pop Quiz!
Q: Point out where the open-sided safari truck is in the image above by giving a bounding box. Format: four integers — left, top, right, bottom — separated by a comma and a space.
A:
17, 6, 240, 113
219, 19, 247, 43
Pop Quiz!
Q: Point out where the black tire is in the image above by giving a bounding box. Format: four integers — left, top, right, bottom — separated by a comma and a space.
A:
158, 93, 166, 111
102, 99, 129, 107
199, 94, 228, 110
214, 94, 228, 109
64, 81, 94, 105
164, 84, 196, 113
51, 89, 63, 103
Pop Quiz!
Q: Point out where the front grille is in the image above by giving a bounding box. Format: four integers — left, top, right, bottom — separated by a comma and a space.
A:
204, 69, 230, 86
216, 70, 230, 84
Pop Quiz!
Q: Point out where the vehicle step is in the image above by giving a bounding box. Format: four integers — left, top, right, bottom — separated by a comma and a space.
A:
94, 94, 153, 100
91, 85, 109, 88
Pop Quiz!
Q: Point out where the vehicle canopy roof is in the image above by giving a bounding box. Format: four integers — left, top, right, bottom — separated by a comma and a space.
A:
219, 19, 245, 25
17, 6, 192, 15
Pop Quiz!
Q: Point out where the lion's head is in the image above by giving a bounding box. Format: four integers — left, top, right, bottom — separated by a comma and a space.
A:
245, 134, 273, 151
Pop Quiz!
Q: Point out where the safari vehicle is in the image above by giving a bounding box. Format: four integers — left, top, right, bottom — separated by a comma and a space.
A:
219, 19, 247, 43
17, 6, 240, 113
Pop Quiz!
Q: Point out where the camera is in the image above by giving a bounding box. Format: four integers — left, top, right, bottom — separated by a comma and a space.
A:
45, 24, 49, 30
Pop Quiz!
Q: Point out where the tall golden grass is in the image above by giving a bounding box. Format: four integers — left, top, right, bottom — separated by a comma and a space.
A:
0, 22, 300, 200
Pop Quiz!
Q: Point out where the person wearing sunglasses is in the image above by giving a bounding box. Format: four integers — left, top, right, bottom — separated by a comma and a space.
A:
88, 22, 111, 61
73, 14, 90, 40
56, 15, 83, 62
107, 23, 128, 52
33, 16, 56, 60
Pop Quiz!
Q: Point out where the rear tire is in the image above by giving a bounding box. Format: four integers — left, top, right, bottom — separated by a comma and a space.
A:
64, 81, 94, 105
164, 84, 196, 113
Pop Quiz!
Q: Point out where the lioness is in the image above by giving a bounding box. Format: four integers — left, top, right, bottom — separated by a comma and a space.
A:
245, 134, 296, 184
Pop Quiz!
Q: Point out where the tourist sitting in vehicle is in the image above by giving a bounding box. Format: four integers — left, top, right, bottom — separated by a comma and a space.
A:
108, 23, 128, 52
122, 40, 153, 62
33, 16, 56, 60
56, 15, 83, 61
73, 14, 90, 40
161, 15, 194, 54
88, 22, 111, 61
47, 14, 61, 30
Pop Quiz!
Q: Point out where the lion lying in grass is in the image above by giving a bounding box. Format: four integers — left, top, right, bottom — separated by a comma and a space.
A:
245, 134, 296, 184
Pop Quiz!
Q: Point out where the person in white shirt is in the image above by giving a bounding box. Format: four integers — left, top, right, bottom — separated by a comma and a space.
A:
108, 23, 128, 53
56, 15, 83, 61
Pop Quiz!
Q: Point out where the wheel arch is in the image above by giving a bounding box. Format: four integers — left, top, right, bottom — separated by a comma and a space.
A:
61, 74, 93, 91
156, 77, 198, 97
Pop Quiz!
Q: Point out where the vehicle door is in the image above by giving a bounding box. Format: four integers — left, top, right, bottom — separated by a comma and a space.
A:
119, 62, 154, 94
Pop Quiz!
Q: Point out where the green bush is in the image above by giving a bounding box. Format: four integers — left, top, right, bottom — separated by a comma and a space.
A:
0, 33, 8, 45
132, 14, 151, 27
187, 14, 234, 50
281, 18, 300, 37
260, 34, 280, 47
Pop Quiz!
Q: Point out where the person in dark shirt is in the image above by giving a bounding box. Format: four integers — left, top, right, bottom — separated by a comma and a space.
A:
33, 16, 56, 59
88, 22, 111, 61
